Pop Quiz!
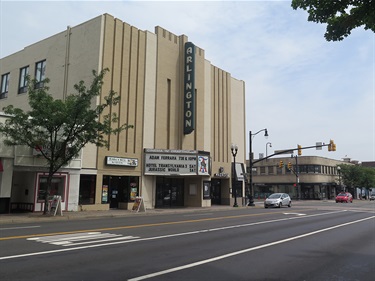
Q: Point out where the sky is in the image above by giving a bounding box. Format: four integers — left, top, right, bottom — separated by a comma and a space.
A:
1, 0, 374, 162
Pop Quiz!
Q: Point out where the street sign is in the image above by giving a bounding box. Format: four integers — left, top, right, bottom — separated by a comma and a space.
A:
274, 149, 293, 155
316, 142, 323, 150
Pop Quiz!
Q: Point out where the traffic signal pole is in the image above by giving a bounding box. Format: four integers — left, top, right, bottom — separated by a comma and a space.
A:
252, 141, 336, 165
295, 155, 300, 200
251, 141, 335, 201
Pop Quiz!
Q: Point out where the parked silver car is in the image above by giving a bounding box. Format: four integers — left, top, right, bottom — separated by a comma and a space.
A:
264, 193, 292, 208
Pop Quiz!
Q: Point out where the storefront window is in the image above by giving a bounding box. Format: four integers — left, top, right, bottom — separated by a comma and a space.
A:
79, 175, 96, 205
37, 176, 65, 202
102, 175, 139, 207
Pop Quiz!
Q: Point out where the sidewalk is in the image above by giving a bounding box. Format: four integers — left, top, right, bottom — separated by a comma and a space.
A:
1, 199, 372, 225
0, 204, 258, 225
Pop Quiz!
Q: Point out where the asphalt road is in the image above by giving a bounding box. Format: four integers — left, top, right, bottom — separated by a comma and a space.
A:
0, 201, 374, 281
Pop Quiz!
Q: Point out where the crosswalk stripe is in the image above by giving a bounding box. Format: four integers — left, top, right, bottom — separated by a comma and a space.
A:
27, 232, 139, 246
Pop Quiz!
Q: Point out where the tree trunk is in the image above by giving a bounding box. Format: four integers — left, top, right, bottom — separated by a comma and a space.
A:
43, 169, 54, 215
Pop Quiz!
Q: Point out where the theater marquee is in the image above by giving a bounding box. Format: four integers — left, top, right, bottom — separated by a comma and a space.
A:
144, 149, 210, 176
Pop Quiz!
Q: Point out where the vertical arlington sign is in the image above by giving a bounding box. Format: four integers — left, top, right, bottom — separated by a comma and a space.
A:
184, 42, 195, 134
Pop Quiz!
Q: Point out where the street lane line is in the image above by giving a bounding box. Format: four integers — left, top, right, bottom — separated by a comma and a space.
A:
283, 213, 306, 216
0, 208, 339, 241
0, 210, 363, 260
128, 215, 375, 281
0, 226, 40, 231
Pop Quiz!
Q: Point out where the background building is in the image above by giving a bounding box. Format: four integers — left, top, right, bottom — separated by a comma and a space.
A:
248, 156, 348, 200
0, 14, 246, 213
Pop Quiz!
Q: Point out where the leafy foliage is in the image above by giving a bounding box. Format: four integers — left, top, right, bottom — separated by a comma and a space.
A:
291, 0, 375, 41
0, 69, 132, 213
338, 164, 375, 192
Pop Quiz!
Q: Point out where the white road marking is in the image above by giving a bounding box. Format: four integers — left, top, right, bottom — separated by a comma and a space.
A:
283, 212, 306, 216
61, 236, 138, 246
27, 232, 138, 246
0, 210, 362, 261
0, 226, 40, 231
28, 232, 121, 243
128, 215, 375, 281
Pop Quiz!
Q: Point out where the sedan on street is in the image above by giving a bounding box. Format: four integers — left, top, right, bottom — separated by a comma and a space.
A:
264, 193, 292, 208
335, 192, 353, 203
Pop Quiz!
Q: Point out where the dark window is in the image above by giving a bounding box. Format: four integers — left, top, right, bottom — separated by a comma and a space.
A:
314, 165, 321, 173
260, 167, 266, 174
79, 175, 96, 205
35, 60, 46, 89
299, 165, 308, 173
156, 177, 184, 208
1, 73, 10, 99
277, 167, 282, 175
102, 175, 139, 208
19, 66, 29, 94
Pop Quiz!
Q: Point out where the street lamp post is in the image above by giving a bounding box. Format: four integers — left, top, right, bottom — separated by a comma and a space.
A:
249, 129, 268, 206
231, 144, 238, 207
266, 142, 272, 159
337, 166, 342, 192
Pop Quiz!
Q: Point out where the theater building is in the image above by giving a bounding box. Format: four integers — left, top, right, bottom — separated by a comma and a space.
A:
0, 14, 246, 213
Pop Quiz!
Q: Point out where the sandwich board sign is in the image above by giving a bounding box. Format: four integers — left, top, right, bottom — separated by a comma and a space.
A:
50, 195, 63, 216
132, 197, 146, 213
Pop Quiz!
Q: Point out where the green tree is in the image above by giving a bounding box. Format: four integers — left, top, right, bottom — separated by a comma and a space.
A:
338, 164, 361, 193
359, 167, 375, 198
0, 69, 132, 214
291, 0, 375, 41
338, 164, 375, 198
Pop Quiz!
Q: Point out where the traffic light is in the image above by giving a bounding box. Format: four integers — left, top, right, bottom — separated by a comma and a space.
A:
328, 140, 336, 151
287, 162, 292, 170
279, 160, 283, 168
297, 145, 302, 156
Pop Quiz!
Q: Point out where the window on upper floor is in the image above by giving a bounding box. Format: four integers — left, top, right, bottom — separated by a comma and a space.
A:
260, 166, 266, 174
19, 66, 29, 94
277, 166, 282, 175
1, 73, 10, 99
299, 165, 308, 173
35, 60, 46, 89
268, 166, 274, 174
315, 165, 322, 173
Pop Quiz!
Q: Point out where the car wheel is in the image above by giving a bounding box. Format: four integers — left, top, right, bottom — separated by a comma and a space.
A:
336, 201, 338, 203
288, 201, 292, 207
264, 206, 268, 208
278, 202, 282, 208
